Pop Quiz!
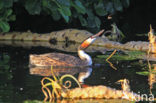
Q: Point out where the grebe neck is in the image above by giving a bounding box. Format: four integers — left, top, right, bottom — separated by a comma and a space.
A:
77, 30, 105, 66
78, 49, 92, 66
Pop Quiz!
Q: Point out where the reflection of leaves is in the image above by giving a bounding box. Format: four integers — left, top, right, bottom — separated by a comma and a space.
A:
0, 54, 10, 65
0, 54, 12, 80
23, 100, 44, 103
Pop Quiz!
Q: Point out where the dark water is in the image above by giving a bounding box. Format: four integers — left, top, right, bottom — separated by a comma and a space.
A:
0, 45, 155, 103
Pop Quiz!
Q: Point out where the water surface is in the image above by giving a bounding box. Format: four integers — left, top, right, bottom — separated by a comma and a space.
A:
0, 45, 155, 103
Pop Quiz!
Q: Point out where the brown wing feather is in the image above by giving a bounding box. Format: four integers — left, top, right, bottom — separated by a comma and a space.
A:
29, 53, 88, 67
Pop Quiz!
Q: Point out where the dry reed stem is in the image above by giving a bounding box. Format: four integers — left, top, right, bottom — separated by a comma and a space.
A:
106, 49, 117, 70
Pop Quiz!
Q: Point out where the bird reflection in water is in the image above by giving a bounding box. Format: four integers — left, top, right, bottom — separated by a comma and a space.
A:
29, 66, 92, 85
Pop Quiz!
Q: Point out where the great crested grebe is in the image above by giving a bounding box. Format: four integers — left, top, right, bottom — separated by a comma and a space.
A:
29, 30, 104, 67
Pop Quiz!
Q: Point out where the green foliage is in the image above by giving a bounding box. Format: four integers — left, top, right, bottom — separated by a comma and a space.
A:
0, 53, 12, 80
94, 1, 108, 16
0, 53, 10, 65
0, 0, 16, 32
96, 51, 145, 61
25, 0, 41, 15
23, 100, 45, 103
136, 69, 156, 76
136, 71, 151, 76
0, 0, 130, 32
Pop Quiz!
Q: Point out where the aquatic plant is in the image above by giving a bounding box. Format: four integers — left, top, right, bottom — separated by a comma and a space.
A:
148, 25, 156, 54
136, 25, 156, 97
106, 23, 125, 41
116, 79, 130, 92
96, 51, 145, 61
41, 66, 80, 102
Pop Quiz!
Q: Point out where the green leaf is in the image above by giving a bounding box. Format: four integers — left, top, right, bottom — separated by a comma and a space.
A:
72, 0, 86, 14
0, 0, 4, 10
136, 71, 150, 76
113, 0, 123, 11
42, 0, 61, 21
86, 9, 100, 29
56, 0, 70, 7
42, 0, 58, 10
111, 23, 125, 38
8, 15, 16, 21
94, 2, 107, 16
72, 9, 79, 18
25, 0, 41, 15
14, 0, 18, 2
78, 15, 87, 26
57, 5, 71, 22
121, 0, 130, 8
87, 17, 96, 28
58, 8, 69, 22
95, 16, 101, 28
0, 21, 10, 32
3, 0, 13, 8
60, 6, 71, 16
51, 10, 61, 21
4, 9, 12, 18
105, 2, 114, 14
86, 9, 94, 18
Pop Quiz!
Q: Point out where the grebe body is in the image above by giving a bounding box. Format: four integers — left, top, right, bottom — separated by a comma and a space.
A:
29, 30, 104, 67
30, 53, 88, 67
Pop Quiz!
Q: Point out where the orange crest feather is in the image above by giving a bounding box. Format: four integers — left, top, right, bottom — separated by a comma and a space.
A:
80, 40, 90, 49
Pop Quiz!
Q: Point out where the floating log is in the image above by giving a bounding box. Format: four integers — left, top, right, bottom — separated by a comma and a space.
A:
0, 29, 151, 52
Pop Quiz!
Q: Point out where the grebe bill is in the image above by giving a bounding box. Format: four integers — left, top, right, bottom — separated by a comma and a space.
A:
29, 30, 104, 67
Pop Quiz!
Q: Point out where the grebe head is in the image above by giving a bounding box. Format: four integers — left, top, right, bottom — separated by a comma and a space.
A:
78, 29, 105, 50
78, 30, 104, 66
